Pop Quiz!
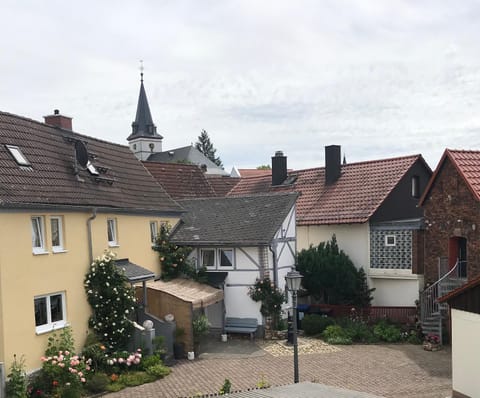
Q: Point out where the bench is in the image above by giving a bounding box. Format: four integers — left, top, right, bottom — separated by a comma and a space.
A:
224, 317, 258, 340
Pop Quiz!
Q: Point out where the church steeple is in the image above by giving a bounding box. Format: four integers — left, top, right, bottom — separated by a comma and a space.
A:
127, 63, 163, 161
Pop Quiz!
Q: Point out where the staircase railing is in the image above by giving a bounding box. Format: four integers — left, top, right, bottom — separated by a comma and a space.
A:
420, 258, 460, 327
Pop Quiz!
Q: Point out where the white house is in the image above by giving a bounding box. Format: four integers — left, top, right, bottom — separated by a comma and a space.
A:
170, 193, 298, 330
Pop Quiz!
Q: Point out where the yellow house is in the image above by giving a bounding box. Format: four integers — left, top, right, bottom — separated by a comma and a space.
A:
0, 110, 182, 372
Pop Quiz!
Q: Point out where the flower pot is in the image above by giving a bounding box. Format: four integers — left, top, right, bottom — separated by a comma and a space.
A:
173, 342, 185, 359
423, 342, 441, 351
221, 334, 228, 342
187, 351, 195, 360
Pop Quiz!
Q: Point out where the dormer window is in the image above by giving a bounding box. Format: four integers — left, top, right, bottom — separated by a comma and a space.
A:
5, 144, 31, 166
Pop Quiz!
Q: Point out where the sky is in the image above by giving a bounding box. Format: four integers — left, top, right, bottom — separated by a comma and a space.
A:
2, 0, 480, 172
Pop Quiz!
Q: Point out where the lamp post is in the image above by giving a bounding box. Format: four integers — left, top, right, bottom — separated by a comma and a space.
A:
285, 270, 303, 383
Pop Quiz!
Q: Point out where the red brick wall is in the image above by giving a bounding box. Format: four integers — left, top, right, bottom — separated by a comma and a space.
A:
422, 157, 480, 284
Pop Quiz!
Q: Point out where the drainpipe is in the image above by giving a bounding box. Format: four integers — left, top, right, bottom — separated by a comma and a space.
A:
87, 208, 97, 263
269, 243, 278, 288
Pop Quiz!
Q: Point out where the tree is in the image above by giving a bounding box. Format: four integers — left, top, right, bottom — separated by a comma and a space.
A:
256, 165, 271, 170
296, 235, 375, 306
195, 129, 223, 168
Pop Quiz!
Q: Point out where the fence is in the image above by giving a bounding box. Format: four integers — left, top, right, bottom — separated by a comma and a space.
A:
307, 304, 417, 324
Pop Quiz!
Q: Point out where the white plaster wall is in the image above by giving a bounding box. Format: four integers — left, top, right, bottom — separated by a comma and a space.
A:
451, 308, 480, 397
224, 285, 262, 323
297, 223, 369, 270
369, 276, 423, 306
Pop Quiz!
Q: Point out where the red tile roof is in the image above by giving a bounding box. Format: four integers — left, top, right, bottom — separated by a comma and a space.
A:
205, 175, 241, 196
238, 169, 272, 178
438, 274, 480, 303
229, 155, 425, 225
143, 162, 217, 199
420, 149, 480, 205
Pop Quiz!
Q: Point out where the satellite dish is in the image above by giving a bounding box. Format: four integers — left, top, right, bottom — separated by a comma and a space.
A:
75, 140, 89, 168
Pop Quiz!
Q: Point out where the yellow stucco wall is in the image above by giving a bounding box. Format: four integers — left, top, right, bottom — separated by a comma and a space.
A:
0, 211, 179, 371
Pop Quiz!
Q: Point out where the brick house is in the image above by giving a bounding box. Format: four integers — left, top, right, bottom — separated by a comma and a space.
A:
419, 149, 480, 339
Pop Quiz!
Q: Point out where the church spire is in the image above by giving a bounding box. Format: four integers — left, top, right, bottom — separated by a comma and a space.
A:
127, 63, 163, 141
127, 62, 163, 161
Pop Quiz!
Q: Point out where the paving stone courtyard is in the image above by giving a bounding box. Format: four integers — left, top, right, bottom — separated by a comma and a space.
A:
106, 338, 452, 398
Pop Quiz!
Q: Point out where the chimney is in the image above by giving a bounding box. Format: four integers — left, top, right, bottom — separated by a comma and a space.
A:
272, 150, 287, 186
44, 109, 73, 130
325, 145, 341, 185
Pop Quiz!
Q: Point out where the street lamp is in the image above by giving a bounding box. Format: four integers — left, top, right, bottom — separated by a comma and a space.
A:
285, 270, 303, 383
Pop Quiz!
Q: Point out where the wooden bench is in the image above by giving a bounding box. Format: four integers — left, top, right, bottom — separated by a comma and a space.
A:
224, 317, 258, 340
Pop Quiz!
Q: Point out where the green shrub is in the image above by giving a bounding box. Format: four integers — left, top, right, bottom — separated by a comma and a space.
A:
84, 373, 110, 394
339, 317, 378, 343
302, 314, 335, 336
105, 383, 124, 393
118, 371, 155, 387
5, 355, 28, 398
405, 330, 423, 344
322, 325, 352, 344
373, 320, 402, 342
140, 354, 162, 370
146, 364, 171, 379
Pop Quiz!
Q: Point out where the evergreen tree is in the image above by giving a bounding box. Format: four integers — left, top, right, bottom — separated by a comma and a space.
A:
195, 129, 223, 168
296, 234, 375, 306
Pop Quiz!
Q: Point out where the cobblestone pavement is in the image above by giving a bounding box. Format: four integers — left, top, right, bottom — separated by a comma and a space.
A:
106, 340, 452, 398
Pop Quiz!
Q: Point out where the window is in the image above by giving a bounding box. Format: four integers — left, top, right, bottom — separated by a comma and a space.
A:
220, 249, 234, 267
201, 249, 215, 268
32, 216, 47, 254
107, 218, 118, 246
6, 144, 31, 166
150, 221, 158, 243
411, 175, 420, 198
385, 235, 396, 247
50, 216, 65, 252
34, 292, 66, 334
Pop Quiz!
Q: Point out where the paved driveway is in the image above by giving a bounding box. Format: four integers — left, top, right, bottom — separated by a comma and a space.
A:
106, 339, 452, 398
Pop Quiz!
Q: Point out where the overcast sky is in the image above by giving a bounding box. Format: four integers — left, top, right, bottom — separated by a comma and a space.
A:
2, 0, 480, 172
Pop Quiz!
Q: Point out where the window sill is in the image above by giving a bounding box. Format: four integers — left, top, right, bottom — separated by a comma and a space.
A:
32, 249, 49, 256
35, 321, 68, 335
52, 248, 68, 254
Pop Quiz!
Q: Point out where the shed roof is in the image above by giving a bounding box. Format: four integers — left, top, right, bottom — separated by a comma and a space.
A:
146, 278, 223, 309
171, 192, 297, 246
115, 259, 155, 282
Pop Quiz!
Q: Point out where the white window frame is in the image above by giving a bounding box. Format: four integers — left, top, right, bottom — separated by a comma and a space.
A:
411, 175, 420, 198
200, 249, 216, 268
50, 216, 66, 253
385, 235, 396, 247
34, 292, 67, 334
6, 144, 31, 166
219, 248, 234, 268
107, 218, 118, 247
150, 221, 158, 244
31, 216, 48, 255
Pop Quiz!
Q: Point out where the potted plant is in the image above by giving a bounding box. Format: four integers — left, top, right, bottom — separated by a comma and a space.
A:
423, 333, 441, 351
193, 314, 210, 355
173, 327, 186, 359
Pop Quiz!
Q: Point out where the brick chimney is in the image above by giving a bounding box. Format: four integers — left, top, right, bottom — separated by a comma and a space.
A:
325, 145, 341, 185
272, 150, 287, 186
44, 109, 72, 130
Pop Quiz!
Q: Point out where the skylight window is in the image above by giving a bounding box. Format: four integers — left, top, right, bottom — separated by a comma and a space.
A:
5, 144, 31, 166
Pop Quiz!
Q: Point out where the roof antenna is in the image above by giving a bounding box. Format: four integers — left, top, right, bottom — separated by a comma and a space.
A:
139, 59, 144, 83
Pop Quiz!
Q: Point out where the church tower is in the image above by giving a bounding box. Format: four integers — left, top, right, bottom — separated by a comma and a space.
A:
127, 68, 163, 161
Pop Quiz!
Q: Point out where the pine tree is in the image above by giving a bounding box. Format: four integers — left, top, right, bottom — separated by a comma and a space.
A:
195, 129, 223, 168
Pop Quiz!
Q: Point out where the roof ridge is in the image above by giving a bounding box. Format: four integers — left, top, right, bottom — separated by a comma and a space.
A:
179, 191, 298, 202
0, 110, 130, 149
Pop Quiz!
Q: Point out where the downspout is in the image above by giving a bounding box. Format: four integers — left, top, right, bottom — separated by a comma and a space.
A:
87, 208, 97, 264
269, 243, 278, 288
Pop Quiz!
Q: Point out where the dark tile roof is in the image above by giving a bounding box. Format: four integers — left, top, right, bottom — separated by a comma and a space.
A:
0, 111, 182, 213
438, 274, 480, 303
229, 155, 426, 225
143, 161, 217, 199
116, 258, 156, 282
147, 145, 224, 173
171, 193, 298, 246
420, 149, 480, 205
